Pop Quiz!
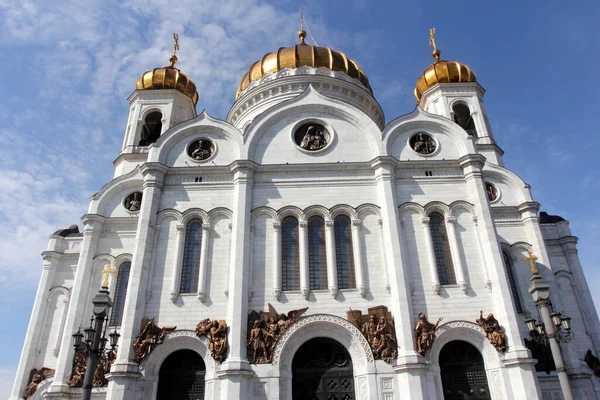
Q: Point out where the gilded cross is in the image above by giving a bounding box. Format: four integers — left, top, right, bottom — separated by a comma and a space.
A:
172, 33, 179, 57
429, 28, 437, 52
525, 251, 539, 275
100, 264, 117, 288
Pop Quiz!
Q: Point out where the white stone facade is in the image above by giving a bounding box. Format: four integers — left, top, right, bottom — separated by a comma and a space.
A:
10, 59, 600, 400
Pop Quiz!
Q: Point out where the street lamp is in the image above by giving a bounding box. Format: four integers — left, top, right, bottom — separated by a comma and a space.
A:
525, 251, 574, 400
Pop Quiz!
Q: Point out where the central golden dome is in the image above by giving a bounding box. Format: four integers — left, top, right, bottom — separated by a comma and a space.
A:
236, 31, 371, 99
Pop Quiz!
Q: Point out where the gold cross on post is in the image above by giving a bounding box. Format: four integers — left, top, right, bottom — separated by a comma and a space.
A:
525, 251, 539, 275
429, 27, 441, 61
100, 264, 117, 288
169, 33, 180, 67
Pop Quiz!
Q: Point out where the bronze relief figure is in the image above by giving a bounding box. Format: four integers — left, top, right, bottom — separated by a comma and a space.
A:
348, 305, 398, 362
414, 313, 443, 355
476, 311, 506, 352
132, 318, 175, 363
195, 318, 228, 362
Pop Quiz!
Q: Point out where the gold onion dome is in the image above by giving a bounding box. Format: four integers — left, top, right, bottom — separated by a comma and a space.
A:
414, 29, 476, 103
236, 30, 372, 99
136, 53, 199, 105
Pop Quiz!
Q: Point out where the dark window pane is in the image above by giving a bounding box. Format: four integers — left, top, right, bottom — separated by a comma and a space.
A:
429, 212, 456, 285
109, 262, 131, 326
335, 215, 356, 289
308, 216, 327, 290
282, 217, 300, 291
503, 251, 523, 313
181, 219, 203, 293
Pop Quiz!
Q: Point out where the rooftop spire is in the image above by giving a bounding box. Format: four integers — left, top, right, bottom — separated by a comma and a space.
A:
298, 9, 306, 44
169, 33, 179, 67
429, 27, 441, 62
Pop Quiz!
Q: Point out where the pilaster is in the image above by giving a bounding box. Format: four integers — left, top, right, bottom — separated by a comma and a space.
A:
351, 219, 367, 297
324, 220, 338, 298
273, 222, 282, 300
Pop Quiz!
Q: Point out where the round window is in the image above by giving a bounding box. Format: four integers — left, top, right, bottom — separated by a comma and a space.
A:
485, 182, 498, 202
187, 139, 215, 161
409, 132, 437, 155
293, 123, 330, 151
124, 192, 143, 212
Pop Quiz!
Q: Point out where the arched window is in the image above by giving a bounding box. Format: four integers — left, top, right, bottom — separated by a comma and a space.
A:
180, 219, 203, 293
429, 212, 456, 285
308, 216, 327, 290
139, 111, 162, 146
335, 215, 356, 289
503, 251, 523, 313
282, 216, 300, 291
452, 103, 477, 136
109, 261, 131, 326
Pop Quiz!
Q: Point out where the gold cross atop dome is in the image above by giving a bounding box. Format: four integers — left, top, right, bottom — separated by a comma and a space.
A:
100, 264, 117, 288
429, 27, 440, 61
525, 251, 539, 275
298, 9, 306, 44
169, 33, 179, 67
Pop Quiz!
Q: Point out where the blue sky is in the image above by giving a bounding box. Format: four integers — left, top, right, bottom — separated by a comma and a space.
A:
1, 0, 599, 396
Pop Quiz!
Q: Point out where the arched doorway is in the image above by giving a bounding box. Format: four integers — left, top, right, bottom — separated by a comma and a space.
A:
440, 340, 491, 400
157, 349, 206, 400
292, 337, 355, 400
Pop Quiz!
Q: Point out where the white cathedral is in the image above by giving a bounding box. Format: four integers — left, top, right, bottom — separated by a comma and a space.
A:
10, 28, 600, 400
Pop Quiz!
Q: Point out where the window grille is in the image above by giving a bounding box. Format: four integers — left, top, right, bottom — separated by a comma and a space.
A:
335, 215, 356, 289
282, 217, 300, 291
503, 251, 524, 313
180, 219, 203, 293
429, 212, 456, 285
109, 261, 131, 326
308, 216, 327, 290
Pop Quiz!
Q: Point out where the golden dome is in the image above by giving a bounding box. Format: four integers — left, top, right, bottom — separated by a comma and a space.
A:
236, 30, 372, 99
414, 49, 476, 103
136, 54, 199, 105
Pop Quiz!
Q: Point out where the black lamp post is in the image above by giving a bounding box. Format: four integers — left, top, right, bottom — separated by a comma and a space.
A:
71, 285, 120, 400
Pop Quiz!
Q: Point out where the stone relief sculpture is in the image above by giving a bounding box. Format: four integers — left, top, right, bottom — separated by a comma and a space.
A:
347, 305, 398, 362
414, 313, 443, 355
68, 345, 116, 388
133, 318, 175, 363
68, 346, 87, 387
246, 304, 308, 363
410, 132, 436, 155
195, 318, 228, 362
476, 311, 506, 352
295, 123, 329, 151
124, 192, 142, 212
24, 367, 54, 398
585, 349, 600, 377
188, 139, 214, 160
485, 182, 498, 202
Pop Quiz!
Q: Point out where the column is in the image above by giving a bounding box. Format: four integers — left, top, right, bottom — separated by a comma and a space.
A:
325, 220, 338, 298
273, 222, 282, 300
218, 161, 256, 399
46, 215, 105, 397
299, 220, 309, 299
472, 216, 492, 291
371, 158, 430, 399
169, 224, 184, 302
445, 216, 468, 293
421, 217, 440, 294
106, 163, 168, 400
197, 223, 210, 301
351, 219, 367, 297
53, 294, 70, 357
145, 225, 161, 302
248, 224, 255, 300
10, 249, 62, 400
459, 154, 539, 399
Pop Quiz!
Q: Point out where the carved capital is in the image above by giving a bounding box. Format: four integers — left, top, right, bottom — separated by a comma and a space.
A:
329, 287, 338, 298
273, 222, 281, 231
432, 282, 441, 295
273, 288, 282, 300
170, 291, 178, 302
197, 290, 206, 302
459, 281, 468, 294
351, 219, 362, 227
299, 221, 308, 229
175, 224, 184, 233
358, 286, 367, 298
421, 217, 431, 226
202, 223, 210, 231
325, 220, 335, 228
301, 288, 310, 299
446, 216, 457, 225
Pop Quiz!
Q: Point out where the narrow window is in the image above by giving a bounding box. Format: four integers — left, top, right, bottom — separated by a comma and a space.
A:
452, 104, 477, 136
180, 219, 203, 293
503, 251, 523, 313
109, 261, 131, 326
139, 111, 162, 146
429, 212, 456, 285
308, 216, 327, 290
335, 215, 356, 289
282, 217, 300, 291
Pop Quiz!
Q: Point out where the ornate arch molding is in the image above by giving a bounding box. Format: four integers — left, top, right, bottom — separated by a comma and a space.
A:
272, 314, 374, 374
182, 208, 209, 224
500, 241, 532, 261
251, 206, 278, 222
427, 320, 502, 370
207, 207, 233, 222
277, 206, 305, 221
449, 200, 476, 216
424, 201, 451, 217
329, 204, 357, 220
304, 205, 331, 220
355, 203, 380, 219
157, 209, 183, 224
48, 285, 71, 299
113, 253, 133, 268
398, 202, 425, 217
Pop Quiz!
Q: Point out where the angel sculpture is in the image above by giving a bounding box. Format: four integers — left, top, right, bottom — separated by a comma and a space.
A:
476, 311, 506, 352
133, 318, 169, 363
24, 367, 54, 398
246, 304, 308, 363
195, 318, 228, 361
414, 313, 443, 355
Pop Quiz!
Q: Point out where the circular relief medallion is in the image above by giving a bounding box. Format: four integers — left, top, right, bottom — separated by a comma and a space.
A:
485, 182, 498, 202
294, 123, 330, 151
187, 139, 214, 161
410, 132, 437, 155
124, 192, 142, 212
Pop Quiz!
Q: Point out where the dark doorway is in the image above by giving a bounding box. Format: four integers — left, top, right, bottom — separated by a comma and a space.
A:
157, 349, 205, 400
292, 337, 355, 400
440, 341, 491, 400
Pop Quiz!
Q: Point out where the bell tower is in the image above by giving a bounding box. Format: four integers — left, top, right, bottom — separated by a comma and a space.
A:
116, 34, 198, 177
414, 29, 503, 166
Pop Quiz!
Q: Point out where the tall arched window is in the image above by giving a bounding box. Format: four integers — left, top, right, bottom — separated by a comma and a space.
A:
503, 251, 523, 313
429, 212, 456, 285
452, 103, 477, 136
139, 111, 162, 146
109, 261, 131, 326
282, 216, 300, 291
181, 219, 203, 293
308, 216, 327, 290
335, 215, 356, 289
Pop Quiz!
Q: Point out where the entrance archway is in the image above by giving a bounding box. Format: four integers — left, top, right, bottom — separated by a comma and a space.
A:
292, 337, 355, 400
157, 349, 206, 400
440, 340, 491, 400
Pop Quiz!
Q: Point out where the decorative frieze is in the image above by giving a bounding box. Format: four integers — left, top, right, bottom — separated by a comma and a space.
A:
347, 305, 397, 362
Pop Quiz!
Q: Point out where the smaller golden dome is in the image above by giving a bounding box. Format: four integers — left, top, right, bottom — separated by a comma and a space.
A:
136, 54, 199, 105
414, 29, 476, 103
